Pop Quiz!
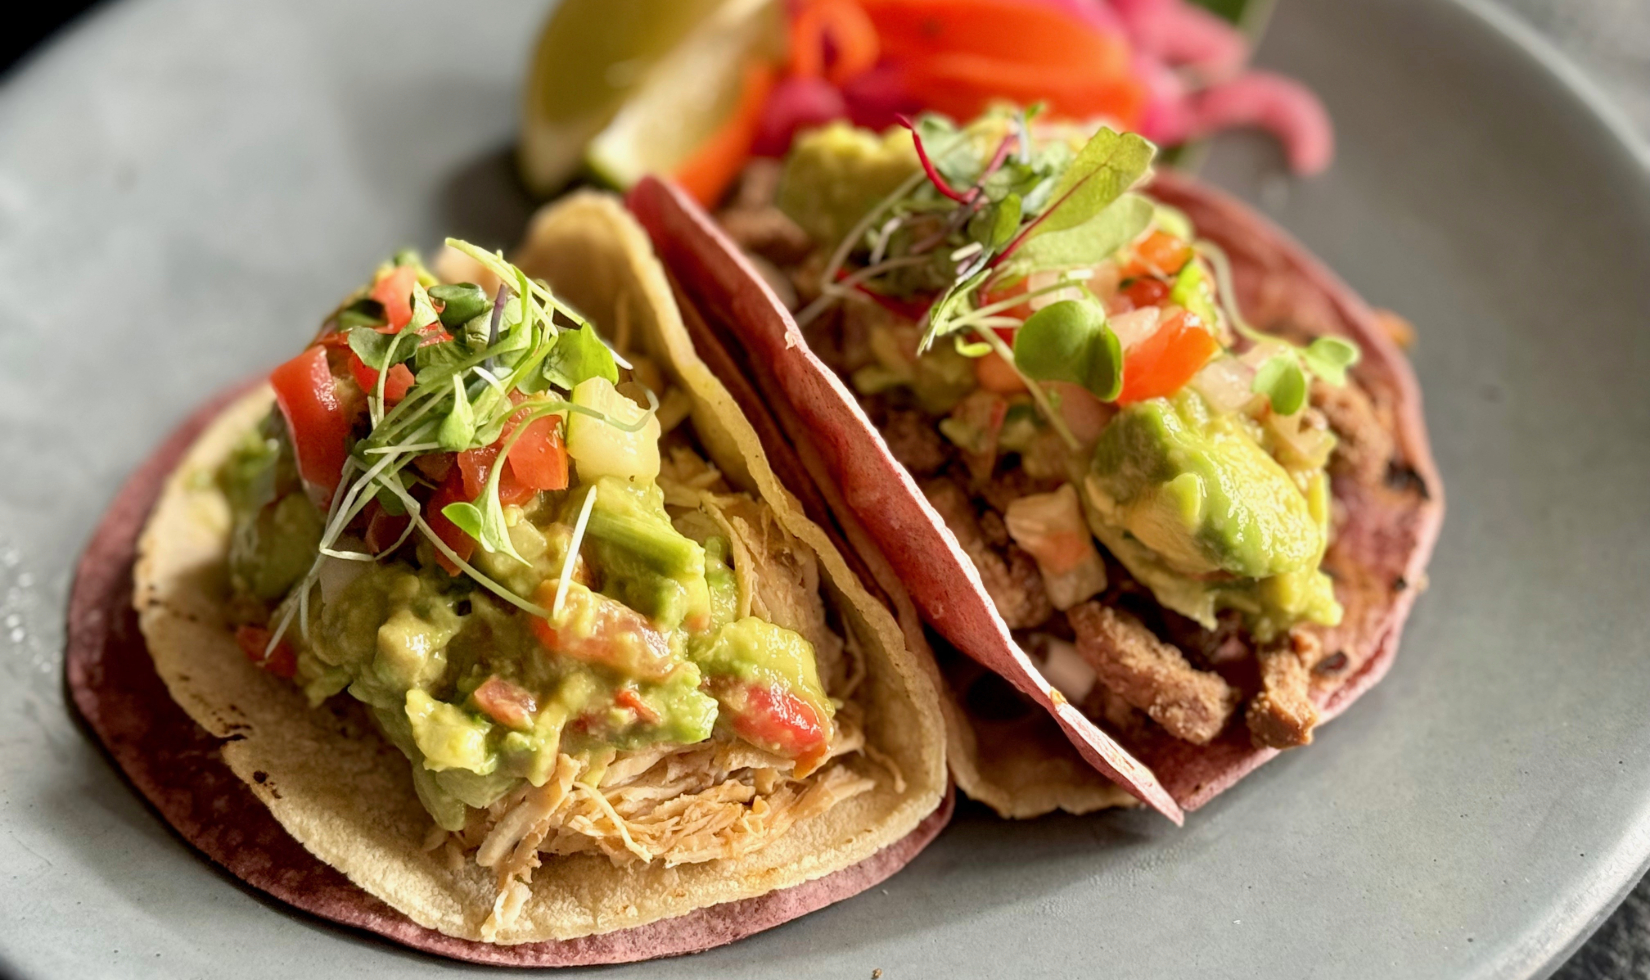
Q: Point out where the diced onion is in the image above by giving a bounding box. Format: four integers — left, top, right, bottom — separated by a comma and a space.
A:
1039, 636, 1096, 703
317, 541, 369, 603
1047, 381, 1113, 446
1005, 484, 1108, 610
1109, 307, 1161, 350
1027, 270, 1085, 312
566, 377, 661, 481
1190, 355, 1259, 415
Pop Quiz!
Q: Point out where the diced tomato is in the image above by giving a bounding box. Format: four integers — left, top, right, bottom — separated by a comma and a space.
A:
614, 687, 661, 726
234, 625, 296, 679
1116, 311, 1222, 405
973, 350, 1027, 394
506, 415, 569, 492
1124, 230, 1192, 278
363, 501, 410, 554
346, 352, 414, 405
1120, 276, 1171, 310
457, 445, 537, 507
424, 470, 476, 575
709, 677, 830, 773
980, 279, 1035, 322
529, 583, 677, 682
369, 265, 419, 331
269, 345, 353, 496
470, 675, 538, 731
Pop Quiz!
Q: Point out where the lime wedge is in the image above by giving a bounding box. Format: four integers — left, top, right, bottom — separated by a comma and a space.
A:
518, 0, 730, 197
584, 0, 781, 191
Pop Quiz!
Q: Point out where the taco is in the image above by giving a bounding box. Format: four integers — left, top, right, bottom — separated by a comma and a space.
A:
83, 191, 946, 961
629, 109, 1442, 818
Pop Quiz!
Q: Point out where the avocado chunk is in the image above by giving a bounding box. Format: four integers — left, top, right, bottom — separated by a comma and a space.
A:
1085, 392, 1342, 637
405, 688, 496, 774
1089, 393, 1321, 580
778, 121, 920, 248
691, 617, 834, 726
576, 477, 710, 629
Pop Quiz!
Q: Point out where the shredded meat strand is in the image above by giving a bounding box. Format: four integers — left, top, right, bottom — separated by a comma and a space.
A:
923, 479, 1053, 630
1313, 380, 1394, 486
1069, 602, 1238, 745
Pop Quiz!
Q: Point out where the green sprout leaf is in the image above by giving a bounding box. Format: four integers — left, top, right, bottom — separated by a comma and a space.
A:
440, 501, 486, 540
438, 374, 476, 450
1300, 336, 1360, 387
346, 326, 394, 369
967, 193, 1022, 250
541, 323, 619, 391
953, 335, 993, 358
1009, 193, 1154, 273
918, 266, 991, 353
406, 283, 439, 332
429, 283, 490, 329
1024, 128, 1155, 241
1253, 352, 1308, 415
1013, 298, 1123, 401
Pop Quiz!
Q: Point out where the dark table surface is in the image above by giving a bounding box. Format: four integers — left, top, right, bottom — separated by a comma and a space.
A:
4, 2, 1644, 978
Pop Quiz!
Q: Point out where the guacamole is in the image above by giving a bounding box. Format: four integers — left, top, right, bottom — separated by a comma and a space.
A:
223, 248, 839, 831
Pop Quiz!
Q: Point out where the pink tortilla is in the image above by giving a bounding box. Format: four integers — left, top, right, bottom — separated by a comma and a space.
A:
629, 176, 1185, 824
1138, 172, 1444, 807
65, 385, 955, 966
628, 172, 1444, 815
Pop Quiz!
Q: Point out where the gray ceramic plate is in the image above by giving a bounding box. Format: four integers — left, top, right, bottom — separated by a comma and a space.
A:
2, 0, 1647, 977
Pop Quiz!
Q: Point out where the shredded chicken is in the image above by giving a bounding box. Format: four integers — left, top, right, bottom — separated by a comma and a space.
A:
430, 448, 884, 940
1246, 630, 1321, 749
1068, 602, 1238, 745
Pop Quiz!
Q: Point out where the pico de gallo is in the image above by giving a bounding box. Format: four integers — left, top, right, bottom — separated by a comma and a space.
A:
220, 244, 840, 830
717, 107, 1365, 750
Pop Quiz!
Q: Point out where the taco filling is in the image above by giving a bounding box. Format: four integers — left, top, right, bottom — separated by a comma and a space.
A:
716, 108, 1381, 763
210, 242, 894, 937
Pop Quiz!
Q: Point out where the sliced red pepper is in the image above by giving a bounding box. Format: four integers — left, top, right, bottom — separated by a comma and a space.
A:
674, 63, 777, 206
369, 265, 419, 331
1116, 311, 1221, 405
346, 352, 414, 405
269, 345, 352, 496
234, 624, 296, 679
709, 677, 830, 774
424, 470, 476, 575
470, 675, 538, 731
529, 583, 678, 682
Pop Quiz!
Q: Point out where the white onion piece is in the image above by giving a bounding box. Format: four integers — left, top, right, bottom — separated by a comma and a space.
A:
1191, 356, 1259, 415
318, 539, 370, 603
1039, 636, 1097, 703
1047, 381, 1114, 445
1027, 270, 1085, 311
1109, 306, 1161, 350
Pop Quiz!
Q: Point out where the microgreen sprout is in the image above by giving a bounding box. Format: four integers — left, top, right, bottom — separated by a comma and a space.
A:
554, 484, 598, 623
261, 240, 655, 655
